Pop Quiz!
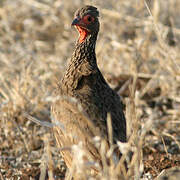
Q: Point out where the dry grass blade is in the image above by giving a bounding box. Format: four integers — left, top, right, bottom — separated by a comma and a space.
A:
107, 113, 113, 146
23, 112, 54, 128
144, 0, 180, 74
163, 132, 180, 152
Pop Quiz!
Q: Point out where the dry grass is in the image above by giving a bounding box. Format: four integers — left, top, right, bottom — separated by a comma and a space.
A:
0, 0, 180, 179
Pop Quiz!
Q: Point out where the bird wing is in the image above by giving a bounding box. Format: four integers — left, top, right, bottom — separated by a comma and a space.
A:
51, 96, 102, 169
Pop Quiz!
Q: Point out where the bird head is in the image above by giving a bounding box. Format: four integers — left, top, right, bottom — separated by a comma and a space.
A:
72, 5, 99, 43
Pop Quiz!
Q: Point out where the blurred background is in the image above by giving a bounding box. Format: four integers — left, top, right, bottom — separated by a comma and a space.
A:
0, 0, 180, 179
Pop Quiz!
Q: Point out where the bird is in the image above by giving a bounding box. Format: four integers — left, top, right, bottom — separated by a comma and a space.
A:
51, 5, 126, 177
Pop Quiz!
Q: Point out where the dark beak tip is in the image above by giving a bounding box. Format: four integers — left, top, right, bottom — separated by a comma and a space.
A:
71, 18, 79, 26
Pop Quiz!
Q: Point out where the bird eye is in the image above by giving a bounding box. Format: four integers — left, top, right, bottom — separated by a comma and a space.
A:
87, 16, 92, 22
83, 15, 94, 24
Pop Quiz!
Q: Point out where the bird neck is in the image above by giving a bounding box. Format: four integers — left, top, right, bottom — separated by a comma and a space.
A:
61, 32, 98, 92
72, 32, 98, 63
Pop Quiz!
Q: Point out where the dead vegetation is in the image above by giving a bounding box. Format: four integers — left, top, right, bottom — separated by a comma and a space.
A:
0, 0, 180, 179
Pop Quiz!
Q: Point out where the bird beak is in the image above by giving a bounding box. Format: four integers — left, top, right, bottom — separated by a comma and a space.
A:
71, 18, 80, 26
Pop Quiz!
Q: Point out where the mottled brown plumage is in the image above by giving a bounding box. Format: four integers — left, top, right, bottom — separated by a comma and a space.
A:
51, 5, 126, 174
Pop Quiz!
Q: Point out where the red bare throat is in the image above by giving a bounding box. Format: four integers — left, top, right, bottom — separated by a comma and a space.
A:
76, 26, 89, 43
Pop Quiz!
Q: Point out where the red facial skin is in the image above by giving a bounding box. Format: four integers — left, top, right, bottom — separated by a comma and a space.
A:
76, 26, 89, 43
74, 15, 95, 43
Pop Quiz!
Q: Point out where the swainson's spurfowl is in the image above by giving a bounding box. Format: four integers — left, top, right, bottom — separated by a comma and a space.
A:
51, 5, 126, 175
